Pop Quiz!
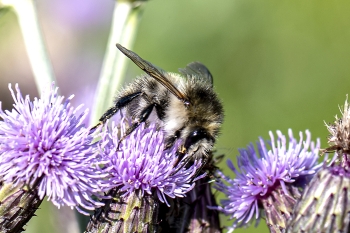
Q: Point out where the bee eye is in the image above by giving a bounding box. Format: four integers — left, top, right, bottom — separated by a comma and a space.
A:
184, 128, 211, 149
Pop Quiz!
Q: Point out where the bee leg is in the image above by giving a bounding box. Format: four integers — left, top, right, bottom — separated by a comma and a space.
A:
90, 92, 142, 131
170, 153, 190, 176
172, 146, 187, 167
117, 104, 155, 149
170, 150, 196, 172
190, 160, 207, 182
170, 155, 207, 183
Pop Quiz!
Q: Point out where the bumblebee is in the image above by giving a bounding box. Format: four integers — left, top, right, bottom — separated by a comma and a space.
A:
93, 44, 224, 165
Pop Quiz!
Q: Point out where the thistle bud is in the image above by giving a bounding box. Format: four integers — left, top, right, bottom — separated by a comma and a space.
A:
286, 166, 350, 232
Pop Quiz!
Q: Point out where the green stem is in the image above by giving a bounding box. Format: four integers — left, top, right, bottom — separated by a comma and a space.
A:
0, 182, 43, 233
90, 1, 145, 125
1, 0, 56, 94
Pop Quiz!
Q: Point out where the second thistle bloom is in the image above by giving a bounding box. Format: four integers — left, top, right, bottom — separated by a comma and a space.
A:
213, 129, 322, 231
99, 120, 204, 206
87, 121, 204, 233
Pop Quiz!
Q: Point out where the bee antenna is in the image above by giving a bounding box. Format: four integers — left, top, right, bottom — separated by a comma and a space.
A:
116, 43, 191, 106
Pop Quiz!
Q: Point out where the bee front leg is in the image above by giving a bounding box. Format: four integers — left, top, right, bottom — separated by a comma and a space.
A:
171, 150, 207, 182
190, 160, 207, 182
90, 92, 142, 131
117, 103, 156, 149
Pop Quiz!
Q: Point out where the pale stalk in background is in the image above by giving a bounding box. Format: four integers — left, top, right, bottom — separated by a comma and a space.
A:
0, 1, 77, 233
90, 0, 145, 125
0, 0, 56, 94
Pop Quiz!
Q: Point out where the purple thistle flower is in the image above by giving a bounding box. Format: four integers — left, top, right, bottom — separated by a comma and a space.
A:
0, 83, 107, 215
99, 120, 204, 206
212, 129, 322, 232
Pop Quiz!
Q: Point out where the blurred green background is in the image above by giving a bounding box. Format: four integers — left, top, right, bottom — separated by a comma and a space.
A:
1, 0, 350, 232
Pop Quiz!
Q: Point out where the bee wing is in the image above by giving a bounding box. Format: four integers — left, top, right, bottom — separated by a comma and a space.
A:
116, 44, 190, 105
179, 62, 213, 87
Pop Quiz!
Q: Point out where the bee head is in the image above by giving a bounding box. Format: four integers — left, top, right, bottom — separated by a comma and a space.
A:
184, 128, 213, 149
182, 127, 215, 160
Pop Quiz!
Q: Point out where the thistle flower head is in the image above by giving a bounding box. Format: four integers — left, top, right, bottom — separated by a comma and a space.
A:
324, 98, 350, 154
0, 84, 107, 214
212, 129, 322, 231
99, 120, 204, 206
